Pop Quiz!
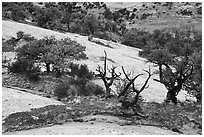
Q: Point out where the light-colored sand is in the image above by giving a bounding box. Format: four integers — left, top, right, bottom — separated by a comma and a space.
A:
2, 87, 65, 121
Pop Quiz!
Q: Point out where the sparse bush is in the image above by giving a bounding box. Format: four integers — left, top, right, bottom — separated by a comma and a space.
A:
117, 66, 151, 115
68, 77, 104, 96
2, 36, 19, 52
2, 55, 11, 68
69, 77, 90, 96
122, 28, 149, 48
7, 57, 41, 82
68, 63, 94, 80
8, 58, 31, 73
2, 40, 15, 52
2, 2, 28, 21
69, 20, 83, 33
66, 63, 103, 96
94, 31, 121, 43
16, 31, 35, 42
26, 72, 40, 82
83, 13, 99, 35
2, 31, 36, 52
3, 37, 17, 46
54, 81, 69, 99
94, 31, 110, 41
85, 82, 105, 95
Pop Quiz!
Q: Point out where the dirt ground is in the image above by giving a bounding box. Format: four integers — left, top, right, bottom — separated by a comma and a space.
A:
2, 87, 65, 121
2, 87, 179, 135
3, 114, 178, 135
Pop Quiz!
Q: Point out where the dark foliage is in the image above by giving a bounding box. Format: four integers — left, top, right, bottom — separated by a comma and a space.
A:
69, 77, 104, 96
121, 28, 149, 48
2, 2, 29, 21
2, 40, 15, 52
54, 81, 69, 99
68, 63, 94, 80
16, 31, 35, 42
3, 105, 72, 133
2, 31, 36, 52
139, 27, 202, 103
7, 57, 40, 82
83, 13, 99, 35
15, 34, 87, 75
2, 2, 126, 44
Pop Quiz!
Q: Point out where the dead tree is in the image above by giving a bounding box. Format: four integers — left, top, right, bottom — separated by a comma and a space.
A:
118, 66, 152, 117
96, 51, 121, 96
153, 60, 194, 104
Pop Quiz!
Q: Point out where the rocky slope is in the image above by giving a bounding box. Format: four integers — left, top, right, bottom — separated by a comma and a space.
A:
2, 20, 195, 103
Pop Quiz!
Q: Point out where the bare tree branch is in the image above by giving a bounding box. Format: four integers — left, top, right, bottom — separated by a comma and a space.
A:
95, 51, 121, 96
119, 66, 143, 97
139, 67, 152, 93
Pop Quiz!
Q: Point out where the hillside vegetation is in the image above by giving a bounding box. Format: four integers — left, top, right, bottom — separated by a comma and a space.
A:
2, 2, 202, 135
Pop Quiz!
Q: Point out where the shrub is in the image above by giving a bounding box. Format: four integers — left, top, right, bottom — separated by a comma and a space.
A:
2, 55, 11, 68
2, 2, 28, 22
16, 36, 87, 75
54, 82, 69, 99
68, 77, 104, 96
8, 58, 27, 73
83, 13, 99, 35
69, 20, 82, 33
67, 62, 101, 96
94, 31, 110, 41
2, 41, 15, 52
2, 37, 19, 52
2, 32, 36, 52
26, 72, 40, 82
69, 77, 89, 96
68, 63, 94, 80
16, 31, 35, 41
121, 28, 149, 48
94, 31, 122, 43
7, 57, 40, 82
86, 82, 105, 95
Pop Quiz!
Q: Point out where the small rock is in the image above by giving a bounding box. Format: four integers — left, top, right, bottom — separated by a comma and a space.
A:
106, 121, 113, 123
125, 121, 133, 125
89, 118, 96, 121
46, 95, 51, 98
172, 128, 183, 134
119, 123, 124, 126
73, 119, 84, 122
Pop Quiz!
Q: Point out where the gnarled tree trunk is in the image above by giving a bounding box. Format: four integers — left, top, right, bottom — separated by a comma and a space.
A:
46, 63, 51, 73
